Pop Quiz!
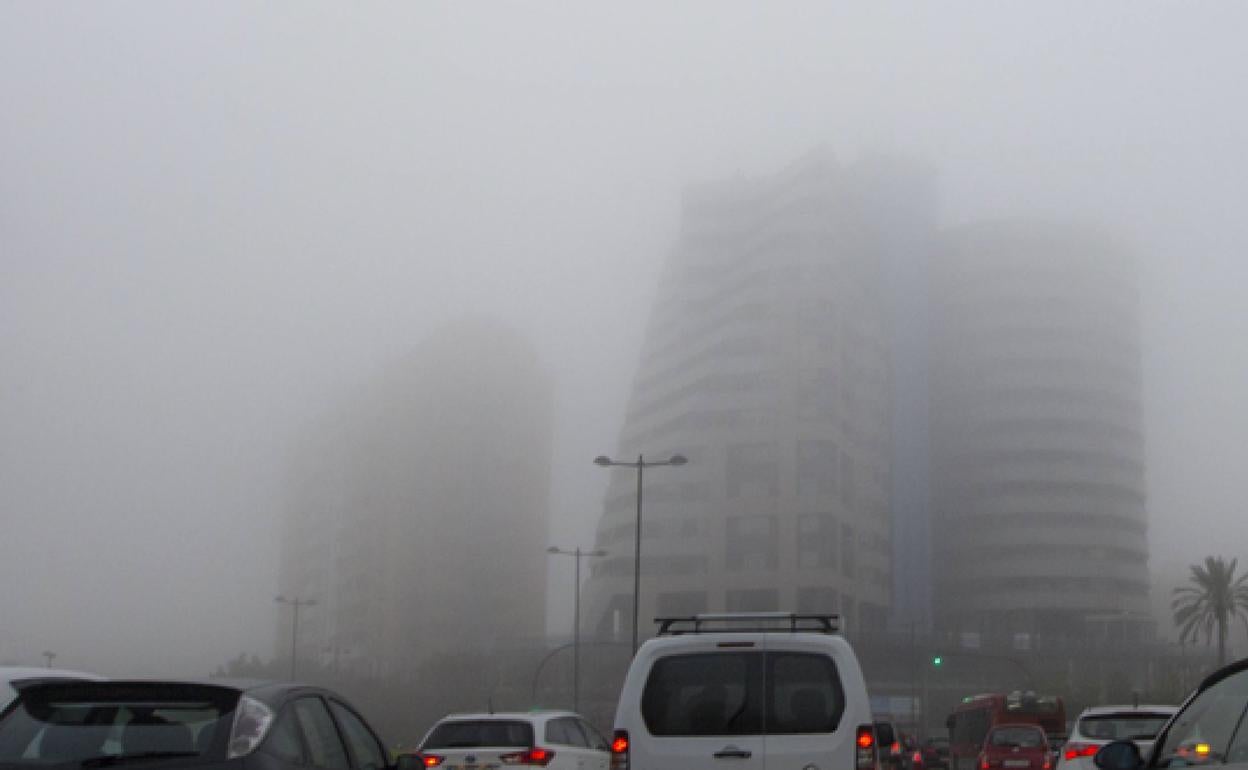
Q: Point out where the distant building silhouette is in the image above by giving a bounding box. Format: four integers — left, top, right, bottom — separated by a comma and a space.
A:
929, 221, 1153, 643
277, 318, 553, 676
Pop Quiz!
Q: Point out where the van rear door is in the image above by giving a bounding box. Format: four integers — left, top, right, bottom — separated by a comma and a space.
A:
631, 635, 766, 770
760, 636, 864, 770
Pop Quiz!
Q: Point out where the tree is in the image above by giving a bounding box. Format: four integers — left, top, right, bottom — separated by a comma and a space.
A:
1172, 556, 1248, 666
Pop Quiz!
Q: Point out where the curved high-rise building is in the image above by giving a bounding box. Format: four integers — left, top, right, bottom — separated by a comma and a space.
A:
930, 221, 1152, 641
581, 152, 930, 643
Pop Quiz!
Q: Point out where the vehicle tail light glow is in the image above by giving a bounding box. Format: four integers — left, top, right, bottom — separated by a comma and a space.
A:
226, 695, 275, 759
856, 725, 877, 770
500, 748, 555, 766
419, 755, 444, 768
1064, 743, 1100, 762
915, 752, 924, 763
979, 753, 991, 770
498, 747, 554, 766
611, 730, 629, 770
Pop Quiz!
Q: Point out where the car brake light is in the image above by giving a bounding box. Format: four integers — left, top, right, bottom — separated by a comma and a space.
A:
857, 725, 877, 770
1064, 743, 1100, 762
419, 755, 444, 768
500, 747, 555, 766
611, 730, 629, 770
915, 752, 924, 763
980, 753, 990, 770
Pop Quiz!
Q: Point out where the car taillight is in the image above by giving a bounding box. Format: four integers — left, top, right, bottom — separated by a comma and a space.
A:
227, 695, 275, 759
857, 725, 877, 770
1064, 743, 1100, 762
500, 747, 555, 766
611, 730, 629, 770
892, 742, 902, 756
915, 752, 925, 763
980, 753, 991, 770
1043, 756, 1052, 770
418, 755, 444, 768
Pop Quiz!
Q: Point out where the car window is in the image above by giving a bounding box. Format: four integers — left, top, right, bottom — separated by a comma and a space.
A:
767, 652, 846, 734
328, 702, 386, 770
641, 652, 763, 737
262, 709, 307, 765
989, 727, 1044, 748
423, 720, 533, 749
293, 698, 350, 770
578, 719, 607, 752
1155, 669, 1248, 767
1080, 714, 1173, 741
545, 718, 588, 747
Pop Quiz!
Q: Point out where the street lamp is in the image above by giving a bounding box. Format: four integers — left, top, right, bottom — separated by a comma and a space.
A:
547, 545, 607, 712
593, 453, 688, 654
275, 595, 317, 681
41, 650, 56, 669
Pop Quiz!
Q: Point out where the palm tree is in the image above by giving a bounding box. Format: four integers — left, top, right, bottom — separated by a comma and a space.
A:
1172, 556, 1248, 666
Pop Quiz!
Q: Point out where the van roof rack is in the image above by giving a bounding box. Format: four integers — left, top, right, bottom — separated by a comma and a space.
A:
655, 612, 841, 636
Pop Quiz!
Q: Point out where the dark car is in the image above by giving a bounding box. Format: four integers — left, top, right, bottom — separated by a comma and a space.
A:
980, 724, 1051, 770
0, 678, 391, 770
1094, 656, 1248, 770
924, 736, 951, 770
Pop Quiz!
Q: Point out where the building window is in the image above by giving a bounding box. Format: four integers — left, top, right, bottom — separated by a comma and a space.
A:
726, 588, 779, 612
725, 443, 779, 498
796, 586, 839, 615
657, 591, 708, 616
797, 440, 838, 497
726, 515, 778, 571
797, 514, 838, 570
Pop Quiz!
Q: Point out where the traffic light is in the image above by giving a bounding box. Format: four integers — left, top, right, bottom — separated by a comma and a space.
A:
932, 655, 943, 667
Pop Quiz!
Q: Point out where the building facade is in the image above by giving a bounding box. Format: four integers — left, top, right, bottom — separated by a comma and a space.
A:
929, 221, 1153, 643
581, 152, 923, 642
277, 319, 554, 675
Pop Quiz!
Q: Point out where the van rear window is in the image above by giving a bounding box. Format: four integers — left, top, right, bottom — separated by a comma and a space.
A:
641, 652, 844, 736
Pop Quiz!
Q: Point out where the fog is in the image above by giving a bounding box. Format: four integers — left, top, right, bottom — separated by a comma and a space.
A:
2, 2, 1247, 675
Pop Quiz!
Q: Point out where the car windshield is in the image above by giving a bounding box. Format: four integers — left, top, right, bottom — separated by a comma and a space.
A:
989, 727, 1045, 748
0, 683, 237, 766
422, 721, 534, 750
1079, 714, 1173, 741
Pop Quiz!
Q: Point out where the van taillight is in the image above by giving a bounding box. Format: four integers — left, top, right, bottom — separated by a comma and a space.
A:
857, 725, 877, 770
611, 730, 629, 770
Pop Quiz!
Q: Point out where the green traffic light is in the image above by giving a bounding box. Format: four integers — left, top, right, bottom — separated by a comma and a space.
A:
932, 655, 943, 667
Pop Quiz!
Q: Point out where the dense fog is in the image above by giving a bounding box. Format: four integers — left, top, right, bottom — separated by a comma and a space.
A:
3, 2, 1248, 677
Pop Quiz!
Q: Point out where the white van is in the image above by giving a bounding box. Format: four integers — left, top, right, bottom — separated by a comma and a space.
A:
610, 612, 878, 770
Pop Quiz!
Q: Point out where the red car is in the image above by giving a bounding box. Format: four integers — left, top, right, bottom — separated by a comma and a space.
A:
979, 724, 1052, 770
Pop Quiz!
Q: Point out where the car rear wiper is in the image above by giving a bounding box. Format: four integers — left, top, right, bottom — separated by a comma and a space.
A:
81, 752, 199, 767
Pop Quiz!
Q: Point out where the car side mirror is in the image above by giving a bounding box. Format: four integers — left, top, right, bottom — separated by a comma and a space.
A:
395, 754, 423, 770
1094, 741, 1143, 770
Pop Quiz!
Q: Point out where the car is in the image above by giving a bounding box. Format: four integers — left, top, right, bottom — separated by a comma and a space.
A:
0, 677, 393, 770
924, 736, 952, 770
876, 722, 908, 770
0, 666, 101, 707
412, 710, 609, 770
980, 723, 1052, 770
1093, 656, 1248, 770
610, 611, 876, 770
1057, 705, 1177, 770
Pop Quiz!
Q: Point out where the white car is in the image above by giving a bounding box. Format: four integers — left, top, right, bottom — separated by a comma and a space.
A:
0, 665, 100, 706
1057, 704, 1177, 770
416, 710, 609, 770
610, 612, 876, 770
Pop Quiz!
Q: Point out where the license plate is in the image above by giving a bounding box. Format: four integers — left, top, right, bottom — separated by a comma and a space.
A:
1004, 760, 1030, 767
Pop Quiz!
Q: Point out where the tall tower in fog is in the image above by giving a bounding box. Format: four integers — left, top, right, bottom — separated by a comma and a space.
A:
581, 151, 936, 642
929, 221, 1152, 642
278, 319, 553, 675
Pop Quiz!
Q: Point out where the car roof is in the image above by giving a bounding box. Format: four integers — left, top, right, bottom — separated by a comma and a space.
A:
1077, 705, 1178, 717
0, 666, 101, 688
7, 676, 345, 709
436, 710, 583, 720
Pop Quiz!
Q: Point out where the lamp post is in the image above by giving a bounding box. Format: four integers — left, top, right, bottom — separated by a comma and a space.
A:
275, 595, 317, 681
547, 545, 607, 712
593, 453, 688, 654
41, 650, 56, 669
